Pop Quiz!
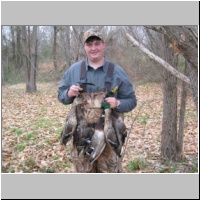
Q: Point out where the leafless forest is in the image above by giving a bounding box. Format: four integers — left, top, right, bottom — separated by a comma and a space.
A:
2, 26, 198, 173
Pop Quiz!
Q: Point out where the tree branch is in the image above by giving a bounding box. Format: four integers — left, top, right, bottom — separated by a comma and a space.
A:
126, 33, 190, 85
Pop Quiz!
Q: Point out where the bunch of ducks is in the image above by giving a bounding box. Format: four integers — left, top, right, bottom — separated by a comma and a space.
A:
60, 86, 127, 164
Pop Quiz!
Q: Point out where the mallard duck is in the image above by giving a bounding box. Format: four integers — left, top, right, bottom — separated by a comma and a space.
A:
77, 127, 94, 147
76, 125, 95, 155
73, 92, 105, 153
86, 122, 106, 164
104, 108, 122, 157
70, 99, 93, 155
60, 96, 85, 151
111, 110, 127, 156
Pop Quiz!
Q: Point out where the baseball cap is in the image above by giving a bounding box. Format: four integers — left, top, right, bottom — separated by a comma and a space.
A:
83, 29, 104, 43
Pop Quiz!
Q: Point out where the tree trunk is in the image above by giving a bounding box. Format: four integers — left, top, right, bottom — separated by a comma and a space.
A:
60, 26, 71, 71
53, 26, 58, 70
71, 26, 86, 62
65, 25, 71, 69
2, 30, 10, 80
2, 65, 4, 85
177, 59, 188, 161
161, 35, 178, 161
21, 26, 38, 93
29, 26, 38, 93
160, 26, 198, 114
21, 26, 29, 90
161, 26, 198, 68
28, 26, 31, 71
10, 26, 17, 69
16, 26, 22, 70
187, 61, 198, 114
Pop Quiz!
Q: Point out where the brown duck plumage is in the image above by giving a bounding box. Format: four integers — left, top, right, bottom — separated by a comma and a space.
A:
111, 110, 127, 156
60, 96, 85, 150
86, 122, 106, 164
60, 91, 127, 161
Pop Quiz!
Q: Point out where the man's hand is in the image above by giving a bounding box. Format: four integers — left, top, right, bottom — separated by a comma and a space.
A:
105, 97, 120, 109
67, 85, 83, 98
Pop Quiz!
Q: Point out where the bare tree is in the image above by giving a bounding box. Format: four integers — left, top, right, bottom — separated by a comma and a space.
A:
21, 26, 38, 93
160, 35, 178, 161
71, 26, 86, 63
177, 59, 188, 161
125, 27, 196, 162
29, 26, 38, 92
21, 26, 29, 89
2, 27, 9, 84
144, 26, 198, 113
2, 27, 5, 85
126, 33, 190, 84
59, 26, 71, 71
53, 26, 58, 70
65, 26, 71, 69
10, 26, 17, 68
16, 26, 22, 71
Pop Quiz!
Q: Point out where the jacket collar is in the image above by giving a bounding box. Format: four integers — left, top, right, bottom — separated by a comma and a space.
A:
85, 57, 109, 73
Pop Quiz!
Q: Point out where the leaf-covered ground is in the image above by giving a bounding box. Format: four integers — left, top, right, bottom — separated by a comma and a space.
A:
2, 83, 198, 173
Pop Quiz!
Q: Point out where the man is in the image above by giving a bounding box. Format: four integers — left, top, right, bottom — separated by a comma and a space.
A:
58, 28, 137, 173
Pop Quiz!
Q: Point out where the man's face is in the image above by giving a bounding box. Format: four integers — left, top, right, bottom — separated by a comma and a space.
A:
84, 39, 106, 62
